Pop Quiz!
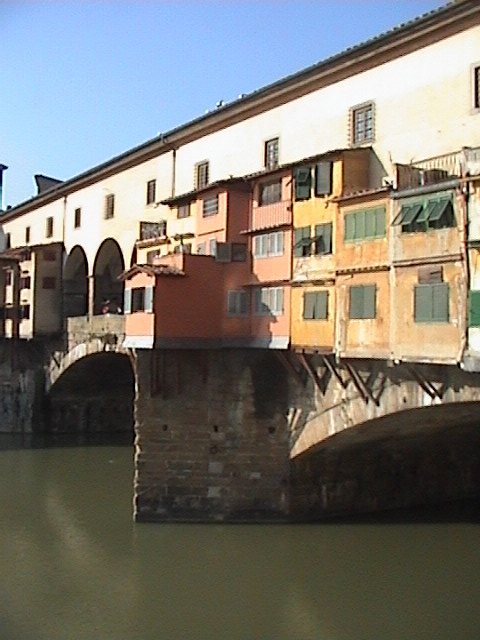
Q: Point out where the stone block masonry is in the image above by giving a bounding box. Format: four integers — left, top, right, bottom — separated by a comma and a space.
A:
133, 349, 290, 522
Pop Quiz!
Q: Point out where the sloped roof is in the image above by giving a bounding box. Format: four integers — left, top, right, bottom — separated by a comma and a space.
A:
119, 263, 185, 281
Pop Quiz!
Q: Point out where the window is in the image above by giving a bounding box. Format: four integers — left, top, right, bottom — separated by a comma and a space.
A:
74, 208, 81, 228
474, 65, 480, 110
295, 166, 312, 201
253, 231, 284, 258
315, 162, 333, 196
146, 179, 156, 205
264, 138, 279, 170
294, 227, 312, 257
20, 275, 31, 290
203, 195, 219, 217
20, 305, 30, 320
197, 242, 206, 255
46, 216, 53, 238
131, 288, 145, 312
25, 226, 30, 243
5, 233, 10, 249
259, 180, 282, 206
147, 250, 160, 264
349, 285, 376, 319
5, 270, 12, 286
42, 277, 56, 289
195, 161, 209, 189
178, 203, 190, 219
209, 239, 217, 257
254, 287, 284, 316
414, 283, 449, 323
392, 198, 454, 233
344, 207, 386, 242
174, 243, 192, 254
351, 102, 375, 145
125, 286, 153, 313
227, 290, 249, 316
303, 291, 328, 320
105, 194, 115, 219
232, 243, 247, 262
313, 223, 333, 255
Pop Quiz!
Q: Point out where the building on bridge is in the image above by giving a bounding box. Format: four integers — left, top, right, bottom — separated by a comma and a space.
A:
0, 1, 480, 520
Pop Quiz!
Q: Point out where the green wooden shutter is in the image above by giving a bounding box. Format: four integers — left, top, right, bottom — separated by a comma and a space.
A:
315, 291, 328, 319
318, 223, 332, 254
414, 284, 432, 322
365, 209, 376, 238
355, 211, 366, 240
469, 290, 480, 327
349, 286, 363, 319
303, 292, 315, 319
432, 283, 449, 322
315, 162, 332, 196
375, 207, 386, 237
295, 166, 312, 200
363, 285, 376, 318
294, 228, 303, 257
344, 214, 355, 242
124, 288, 132, 315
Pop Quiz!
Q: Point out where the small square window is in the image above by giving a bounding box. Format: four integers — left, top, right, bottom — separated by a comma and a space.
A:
146, 179, 156, 205
351, 102, 375, 145
303, 291, 328, 320
259, 180, 282, 206
74, 208, 81, 229
105, 194, 115, 219
46, 217, 53, 238
195, 161, 209, 189
227, 290, 249, 316
178, 203, 190, 219
264, 138, 279, 170
203, 195, 219, 217
349, 284, 376, 319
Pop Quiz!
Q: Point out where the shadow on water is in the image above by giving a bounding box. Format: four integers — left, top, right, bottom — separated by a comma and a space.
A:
0, 431, 134, 451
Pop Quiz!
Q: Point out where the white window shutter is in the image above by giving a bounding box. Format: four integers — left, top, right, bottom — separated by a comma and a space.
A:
124, 288, 132, 314
145, 286, 154, 313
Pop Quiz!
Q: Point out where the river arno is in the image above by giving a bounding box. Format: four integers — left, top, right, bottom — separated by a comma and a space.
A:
1, 439, 480, 640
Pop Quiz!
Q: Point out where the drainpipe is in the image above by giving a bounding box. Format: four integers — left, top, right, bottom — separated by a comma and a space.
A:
0, 164, 7, 211
171, 148, 177, 198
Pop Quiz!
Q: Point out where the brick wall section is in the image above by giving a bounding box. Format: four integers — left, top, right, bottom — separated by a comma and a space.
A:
133, 349, 290, 522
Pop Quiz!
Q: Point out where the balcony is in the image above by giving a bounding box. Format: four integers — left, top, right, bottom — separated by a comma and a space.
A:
248, 200, 292, 233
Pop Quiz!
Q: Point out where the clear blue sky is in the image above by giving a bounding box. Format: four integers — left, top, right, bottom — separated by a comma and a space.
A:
1, 0, 446, 208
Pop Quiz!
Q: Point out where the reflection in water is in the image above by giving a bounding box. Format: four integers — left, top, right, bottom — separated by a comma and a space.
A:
0, 441, 479, 640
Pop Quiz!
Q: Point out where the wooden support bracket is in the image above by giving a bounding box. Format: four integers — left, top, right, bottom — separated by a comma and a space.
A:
406, 364, 443, 399
297, 352, 327, 395
321, 355, 348, 390
274, 351, 305, 388
344, 362, 380, 406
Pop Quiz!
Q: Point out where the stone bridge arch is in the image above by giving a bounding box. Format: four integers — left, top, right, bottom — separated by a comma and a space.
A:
287, 355, 480, 520
47, 335, 131, 391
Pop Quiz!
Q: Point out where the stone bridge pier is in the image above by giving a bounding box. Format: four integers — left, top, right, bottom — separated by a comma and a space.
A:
133, 349, 480, 522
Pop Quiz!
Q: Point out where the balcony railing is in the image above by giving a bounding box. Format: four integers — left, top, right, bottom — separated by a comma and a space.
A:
249, 200, 292, 232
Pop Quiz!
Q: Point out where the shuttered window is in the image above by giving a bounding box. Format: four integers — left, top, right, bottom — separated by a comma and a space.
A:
203, 195, 219, 217
294, 226, 312, 257
254, 287, 283, 316
254, 231, 283, 258
349, 285, 376, 319
344, 207, 386, 242
314, 223, 332, 255
303, 291, 328, 320
315, 162, 333, 196
259, 180, 282, 205
227, 290, 249, 316
294, 166, 312, 201
414, 283, 449, 323
144, 286, 154, 313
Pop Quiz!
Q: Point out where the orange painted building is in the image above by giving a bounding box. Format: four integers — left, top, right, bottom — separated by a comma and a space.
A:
245, 169, 292, 349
